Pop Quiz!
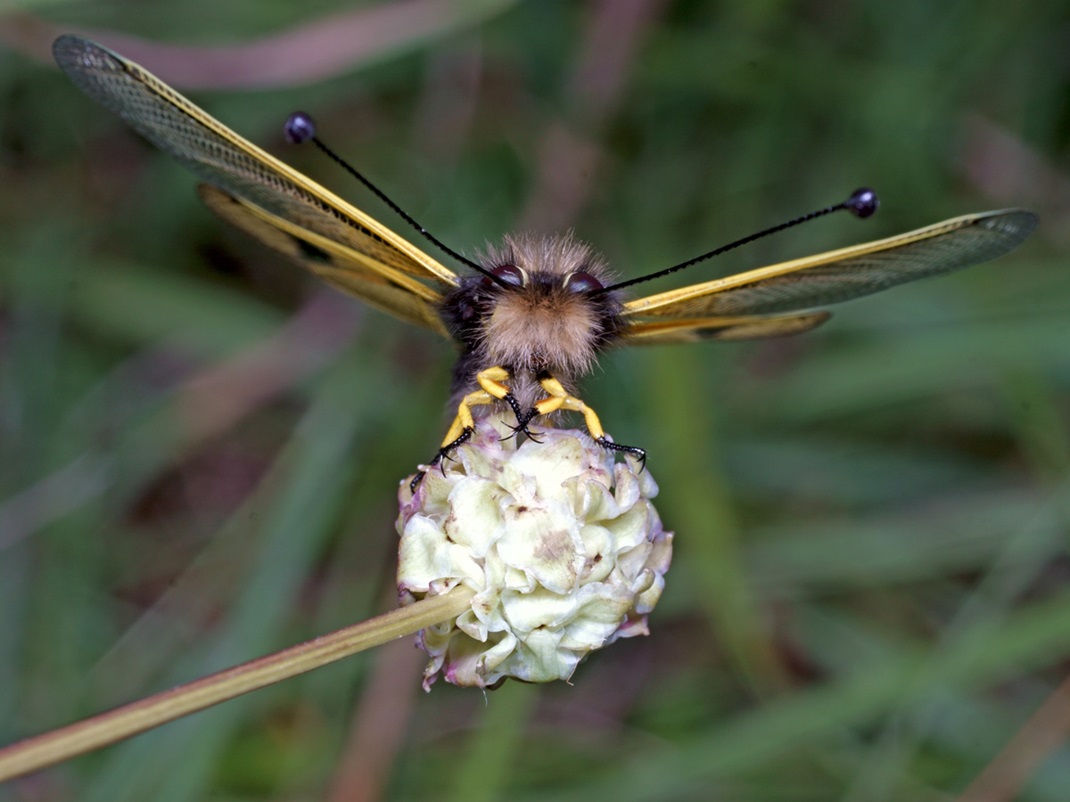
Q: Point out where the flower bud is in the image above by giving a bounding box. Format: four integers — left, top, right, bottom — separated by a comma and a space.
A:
397, 419, 673, 689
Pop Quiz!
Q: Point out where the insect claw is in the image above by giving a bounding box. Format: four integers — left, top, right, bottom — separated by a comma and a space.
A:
500, 417, 543, 444
413, 426, 474, 486
498, 394, 542, 442
502, 428, 543, 444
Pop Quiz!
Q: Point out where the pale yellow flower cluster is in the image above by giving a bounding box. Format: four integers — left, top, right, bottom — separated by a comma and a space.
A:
397, 421, 673, 689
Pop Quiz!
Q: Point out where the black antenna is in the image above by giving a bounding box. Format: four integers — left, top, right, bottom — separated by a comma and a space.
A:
598, 188, 880, 295
283, 112, 506, 285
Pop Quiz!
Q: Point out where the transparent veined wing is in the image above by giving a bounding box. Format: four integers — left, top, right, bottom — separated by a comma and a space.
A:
620, 311, 832, 344
198, 186, 451, 337
53, 34, 458, 334
624, 210, 1037, 319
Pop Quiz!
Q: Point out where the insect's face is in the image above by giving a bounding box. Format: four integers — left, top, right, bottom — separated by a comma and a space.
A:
444, 234, 624, 381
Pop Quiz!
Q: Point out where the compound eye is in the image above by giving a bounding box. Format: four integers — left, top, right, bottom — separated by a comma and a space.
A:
484, 263, 527, 288
563, 271, 603, 293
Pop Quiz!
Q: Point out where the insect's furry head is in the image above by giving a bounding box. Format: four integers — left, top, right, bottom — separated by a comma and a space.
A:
443, 232, 622, 386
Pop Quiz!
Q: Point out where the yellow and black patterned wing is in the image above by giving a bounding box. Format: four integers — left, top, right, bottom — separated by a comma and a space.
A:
53, 35, 457, 335
623, 210, 1037, 320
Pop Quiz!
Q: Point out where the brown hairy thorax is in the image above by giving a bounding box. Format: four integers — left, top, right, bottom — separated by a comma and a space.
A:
442, 232, 624, 408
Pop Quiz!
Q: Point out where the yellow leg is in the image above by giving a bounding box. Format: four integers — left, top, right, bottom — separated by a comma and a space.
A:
534, 375, 606, 439
533, 373, 646, 467
476, 366, 512, 399
439, 389, 494, 445
412, 367, 518, 491
439, 366, 515, 447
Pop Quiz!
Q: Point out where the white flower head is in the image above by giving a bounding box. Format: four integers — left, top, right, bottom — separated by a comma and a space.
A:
397, 418, 673, 690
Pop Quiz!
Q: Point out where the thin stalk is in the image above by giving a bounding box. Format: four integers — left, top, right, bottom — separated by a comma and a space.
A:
0, 586, 475, 782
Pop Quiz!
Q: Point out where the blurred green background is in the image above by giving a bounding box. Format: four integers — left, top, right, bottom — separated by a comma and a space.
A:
2, 1, 1068, 799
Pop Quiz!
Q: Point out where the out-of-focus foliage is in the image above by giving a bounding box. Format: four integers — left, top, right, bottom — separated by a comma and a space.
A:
1, 1, 1067, 800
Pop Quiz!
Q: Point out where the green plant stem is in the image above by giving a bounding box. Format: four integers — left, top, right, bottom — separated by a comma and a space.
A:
0, 586, 475, 782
